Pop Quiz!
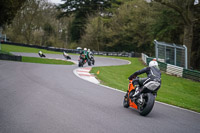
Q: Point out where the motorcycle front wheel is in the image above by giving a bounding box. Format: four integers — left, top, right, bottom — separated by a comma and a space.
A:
138, 93, 155, 116
88, 60, 91, 66
123, 94, 129, 108
78, 59, 83, 67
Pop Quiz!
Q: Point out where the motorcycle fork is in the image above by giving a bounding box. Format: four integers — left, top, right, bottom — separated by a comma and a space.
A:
128, 80, 138, 109
137, 94, 144, 105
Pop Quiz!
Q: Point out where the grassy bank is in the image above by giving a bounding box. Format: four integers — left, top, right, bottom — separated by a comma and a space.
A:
22, 56, 73, 65
1, 44, 73, 65
91, 57, 200, 112
1, 44, 62, 54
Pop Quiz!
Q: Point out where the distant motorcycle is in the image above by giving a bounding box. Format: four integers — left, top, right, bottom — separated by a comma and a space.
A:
90, 56, 95, 65
78, 54, 87, 67
88, 52, 95, 65
123, 78, 158, 116
63, 52, 71, 60
38, 51, 46, 57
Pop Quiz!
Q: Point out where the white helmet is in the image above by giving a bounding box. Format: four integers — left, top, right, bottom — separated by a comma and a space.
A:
84, 48, 87, 51
149, 61, 158, 67
88, 49, 90, 52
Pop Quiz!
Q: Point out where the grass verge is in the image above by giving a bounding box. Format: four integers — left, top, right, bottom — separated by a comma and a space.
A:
90, 57, 200, 112
22, 56, 74, 65
1, 44, 62, 54
1, 44, 73, 65
0, 50, 13, 55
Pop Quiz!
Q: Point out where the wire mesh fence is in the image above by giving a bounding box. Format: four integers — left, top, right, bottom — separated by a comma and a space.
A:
154, 40, 187, 69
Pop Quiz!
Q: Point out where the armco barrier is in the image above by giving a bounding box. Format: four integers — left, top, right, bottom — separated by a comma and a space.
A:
0, 53, 22, 61
183, 69, 200, 81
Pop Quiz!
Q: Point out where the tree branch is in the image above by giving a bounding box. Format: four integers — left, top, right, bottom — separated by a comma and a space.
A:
154, 0, 192, 25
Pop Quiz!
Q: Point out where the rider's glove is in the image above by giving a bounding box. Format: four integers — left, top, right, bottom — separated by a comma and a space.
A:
128, 75, 136, 80
128, 75, 133, 80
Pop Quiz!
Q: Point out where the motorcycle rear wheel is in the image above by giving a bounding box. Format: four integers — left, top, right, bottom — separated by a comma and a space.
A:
138, 93, 155, 116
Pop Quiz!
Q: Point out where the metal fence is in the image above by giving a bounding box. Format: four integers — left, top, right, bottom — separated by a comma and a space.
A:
154, 40, 187, 69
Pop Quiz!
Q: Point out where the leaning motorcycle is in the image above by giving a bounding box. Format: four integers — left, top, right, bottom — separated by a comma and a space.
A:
78, 54, 87, 67
63, 53, 71, 60
38, 53, 46, 57
123, 79, 158, 116
90, 56, 95, 65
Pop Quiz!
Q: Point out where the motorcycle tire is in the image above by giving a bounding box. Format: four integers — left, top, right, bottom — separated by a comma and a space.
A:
78, 60, 83, 67
138, 93, 155, 116
123, 96, 129, 108
88, 60, 91, 66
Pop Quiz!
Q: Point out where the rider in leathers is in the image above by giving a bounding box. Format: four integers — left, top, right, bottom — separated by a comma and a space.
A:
128, 60, 161, 98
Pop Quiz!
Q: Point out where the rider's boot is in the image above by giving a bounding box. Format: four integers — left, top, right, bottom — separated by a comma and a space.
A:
132, 86, 145, 98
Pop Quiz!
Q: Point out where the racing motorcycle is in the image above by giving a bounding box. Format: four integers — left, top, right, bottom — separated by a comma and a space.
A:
78, 54, 87, 67
90, 56, 95, 65
63, 52, 71, 60
123, 78, 158, 116
38, 51, 46, 57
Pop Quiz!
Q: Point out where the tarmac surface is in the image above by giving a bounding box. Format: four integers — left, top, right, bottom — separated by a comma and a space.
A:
0, 53, 200, 133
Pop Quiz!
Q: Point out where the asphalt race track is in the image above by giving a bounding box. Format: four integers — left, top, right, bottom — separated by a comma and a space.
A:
0, 53, 200, 133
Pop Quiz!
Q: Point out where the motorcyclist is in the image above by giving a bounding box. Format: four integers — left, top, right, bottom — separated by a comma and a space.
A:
38, 51, 45, 57
80, 48, 88, 61
87, 49, 91, 58
87, 49, 93, 59
87, 49, 95, 65
63, 51, 71, 59
39, 51, 43, 55
63, 51, 68, 56
128, 60, 161, 98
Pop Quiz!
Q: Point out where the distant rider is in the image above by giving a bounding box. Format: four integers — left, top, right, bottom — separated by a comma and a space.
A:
87, 49, 95, 65
128, 60, 161, 98
63, 51, 71, 59
80, 48, 88, 61
87, 49, 93, 59
38, 51, 45, 57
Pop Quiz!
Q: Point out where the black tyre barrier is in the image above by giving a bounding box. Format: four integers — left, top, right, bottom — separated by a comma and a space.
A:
0, 53, 22, 61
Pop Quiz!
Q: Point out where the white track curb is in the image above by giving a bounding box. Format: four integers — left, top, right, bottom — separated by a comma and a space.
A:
73, 67, 100, 84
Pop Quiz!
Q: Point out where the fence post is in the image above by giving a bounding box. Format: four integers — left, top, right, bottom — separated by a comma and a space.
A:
173, 43, 176, 66
154, 40, 158, 61
183, 45, 187, 69
0, 27, 2, 51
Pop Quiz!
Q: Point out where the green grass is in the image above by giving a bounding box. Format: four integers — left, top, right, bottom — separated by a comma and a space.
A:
1, 44, 74, 65
91, 57, 200, 112
2, 44, 200, 112
1, 44, 62, 54
22, 56, 74, 65
0, 50, 13, 55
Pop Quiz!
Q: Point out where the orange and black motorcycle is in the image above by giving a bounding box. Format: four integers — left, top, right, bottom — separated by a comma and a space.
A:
123, 79, 157, 116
